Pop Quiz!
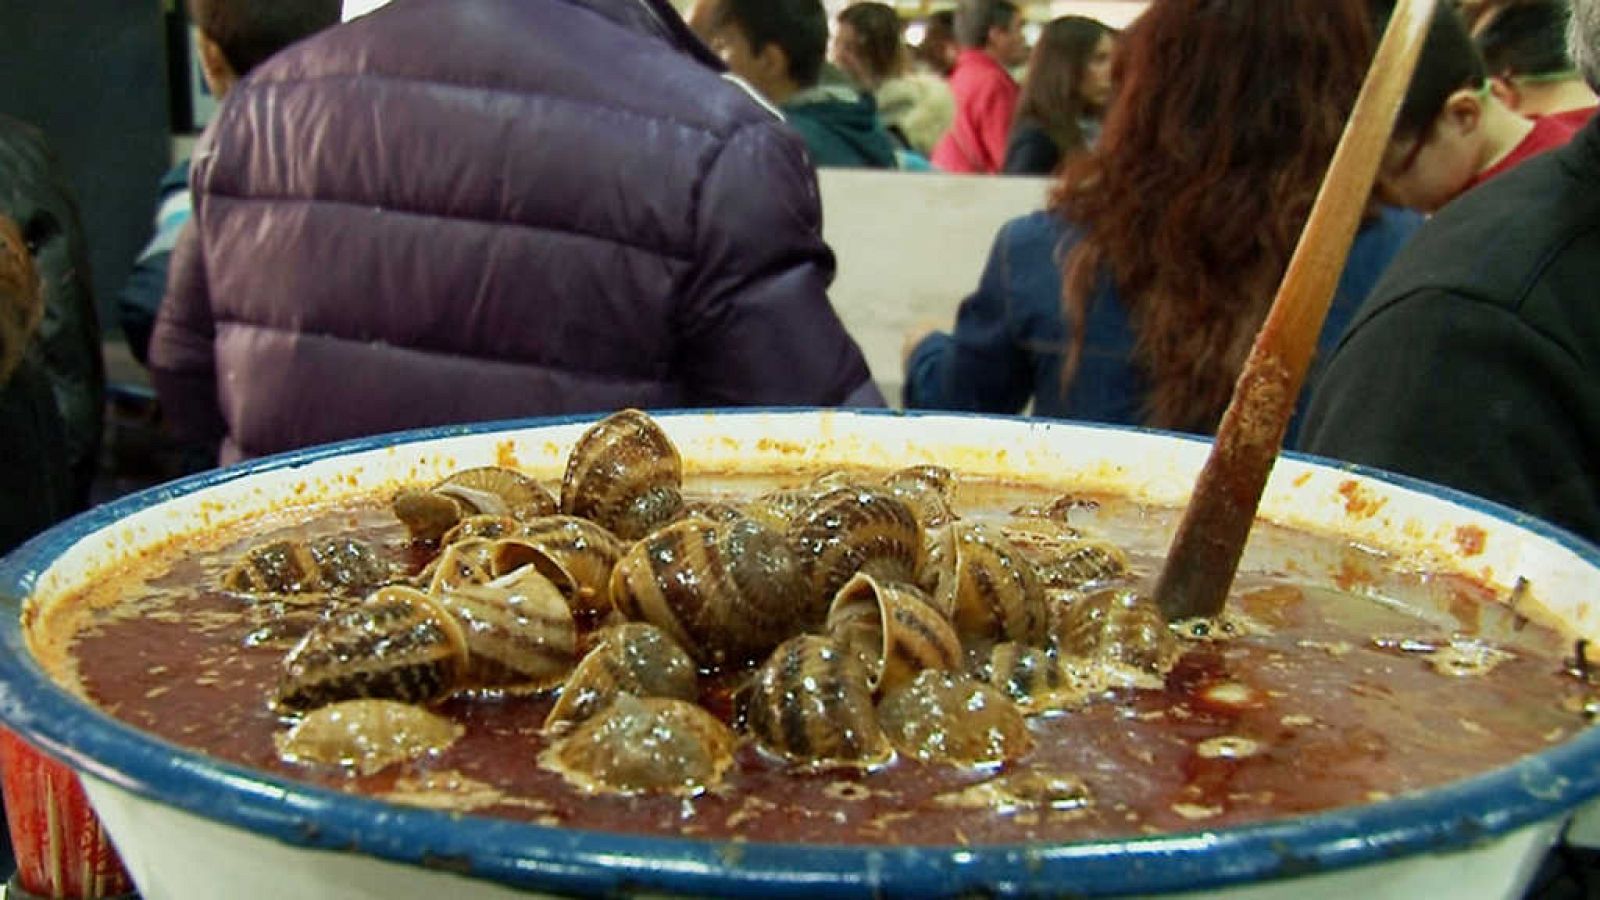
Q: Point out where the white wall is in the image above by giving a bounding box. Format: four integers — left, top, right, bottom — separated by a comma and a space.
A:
817, 170, 1052, 405
342, 0, 390, 20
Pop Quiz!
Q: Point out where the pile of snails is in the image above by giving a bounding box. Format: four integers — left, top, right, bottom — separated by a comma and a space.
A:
225, 409, 1184, 797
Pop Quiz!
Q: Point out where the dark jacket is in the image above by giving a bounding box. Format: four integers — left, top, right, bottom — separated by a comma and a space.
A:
905, 206, 1421, 441
1002, 120, 1059, 176
151, 0, 882, 464
782, 86, 899, 170
1299, 118, 1600, 544
0, 357, 74, 556
0, 116, 103, 506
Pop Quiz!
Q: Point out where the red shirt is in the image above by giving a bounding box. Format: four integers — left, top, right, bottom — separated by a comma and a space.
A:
931, 50, 1019, 174
1468, 114, 1579, 190
1544, 105, 1598, 132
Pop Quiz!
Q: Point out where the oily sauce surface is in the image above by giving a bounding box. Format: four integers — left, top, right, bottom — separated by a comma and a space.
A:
62, 484, 1591, 845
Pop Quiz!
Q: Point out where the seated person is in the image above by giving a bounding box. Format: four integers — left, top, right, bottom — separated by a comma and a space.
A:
703, 0, 899, 169
916, 10, 960, 78
1475, 0, 1599, 130
0, 214, 74, 556
832, 2, 954, 160
902, 0, 1420, 438
930, 0, 1028, 174
1376, 0, 1577, 214
1003, 15, 1115, 176
151, 0, 882, 465
1298, 0, 1600, 545
119, 0, 343, 366
0, 115, 103, 508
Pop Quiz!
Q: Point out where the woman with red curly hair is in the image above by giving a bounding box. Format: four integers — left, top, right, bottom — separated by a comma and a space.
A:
903, 0, 1421, 437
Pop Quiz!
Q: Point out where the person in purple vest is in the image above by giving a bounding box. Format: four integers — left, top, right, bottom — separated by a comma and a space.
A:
151, 0, 882, 465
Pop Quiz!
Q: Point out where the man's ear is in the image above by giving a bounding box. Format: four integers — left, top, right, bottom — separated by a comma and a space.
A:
753, 40, 791, 90
985, 23, 1006, 53
1441, 86, 1486, 137
1487, 75, 1521, 111
195, 30, 238, 98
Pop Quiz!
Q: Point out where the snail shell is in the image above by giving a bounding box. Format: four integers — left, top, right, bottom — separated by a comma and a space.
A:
744, 487, 829, 532
561, 409, 683, 541
745, 635, 892, 767
999, 517, 1084, 553
741, 471, 863, 532
394, 467, 557, 542
922, 522, 1049, 646
223, 539, 320, 594
439, 515, 520, 546
433, 567, 577, 691
825, 573, 961, 696
241, 593, 349, 650
878, 670, 1034, 766
610, 517, 806, 668
275, 585, 468, 713
881, 465, 956, 530
490, 516, 625, 622
274, 699, 462, 775
222, 537, 389, 596
546, 622, 699, 730
308, 537, 391, 594
981, 642, 1093, 713
1031, 539, 1129, 590
788, 487, 922, 607
542, 694, 735, 796
420, 537, 496, 594
1052, 588, 1179, 681
437, 466, 558, 519
671, 500, 750, 526
1010, 493, 1097, 524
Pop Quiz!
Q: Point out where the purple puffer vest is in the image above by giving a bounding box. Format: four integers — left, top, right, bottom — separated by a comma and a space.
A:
151, 0, 881, 463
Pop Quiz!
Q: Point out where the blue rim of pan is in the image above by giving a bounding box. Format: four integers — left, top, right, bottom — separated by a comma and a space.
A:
3, 407, 1599, 897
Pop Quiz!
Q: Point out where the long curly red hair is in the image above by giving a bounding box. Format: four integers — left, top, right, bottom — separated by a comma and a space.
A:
1054, 0, 1376, 433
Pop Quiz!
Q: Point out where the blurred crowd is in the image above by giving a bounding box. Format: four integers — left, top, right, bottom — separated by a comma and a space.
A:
3, 0, 1599, 662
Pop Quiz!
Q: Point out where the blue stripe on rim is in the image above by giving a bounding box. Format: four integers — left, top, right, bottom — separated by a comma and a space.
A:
3, 407, 1600, 896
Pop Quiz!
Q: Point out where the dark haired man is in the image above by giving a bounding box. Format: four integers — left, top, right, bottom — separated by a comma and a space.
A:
118, 0, 341, 366
1300, 0, 1600, 547
706, 0, 898, 168
917, 10, 960, 78
1372, 0, 1575, 212
1477, 0, 1598, 128
187, 0, 344, 95
930, 0, 1027, 173
151, 0, 882, 464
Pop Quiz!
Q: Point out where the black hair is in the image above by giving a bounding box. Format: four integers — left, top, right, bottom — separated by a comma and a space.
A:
1476, 1, 1574, 77
917, 10, 958, 75
717, 0, 829, 88
838, 3, 906, 86
1378, 0, 1487, 138
954, 0, 1019, 50
187, 0, 342, 78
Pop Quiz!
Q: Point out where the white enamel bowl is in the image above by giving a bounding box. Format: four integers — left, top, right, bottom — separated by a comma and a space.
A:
3, 410, 1599, 899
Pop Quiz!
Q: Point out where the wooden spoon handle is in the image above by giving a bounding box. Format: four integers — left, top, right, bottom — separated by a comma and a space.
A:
1152, 0, 1441, 621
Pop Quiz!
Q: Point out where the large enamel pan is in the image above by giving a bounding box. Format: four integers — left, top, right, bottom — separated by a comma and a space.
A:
3, 410, 1598, 899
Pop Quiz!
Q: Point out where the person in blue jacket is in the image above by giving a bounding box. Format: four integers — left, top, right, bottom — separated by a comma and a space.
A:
904, 0, 1421, 440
